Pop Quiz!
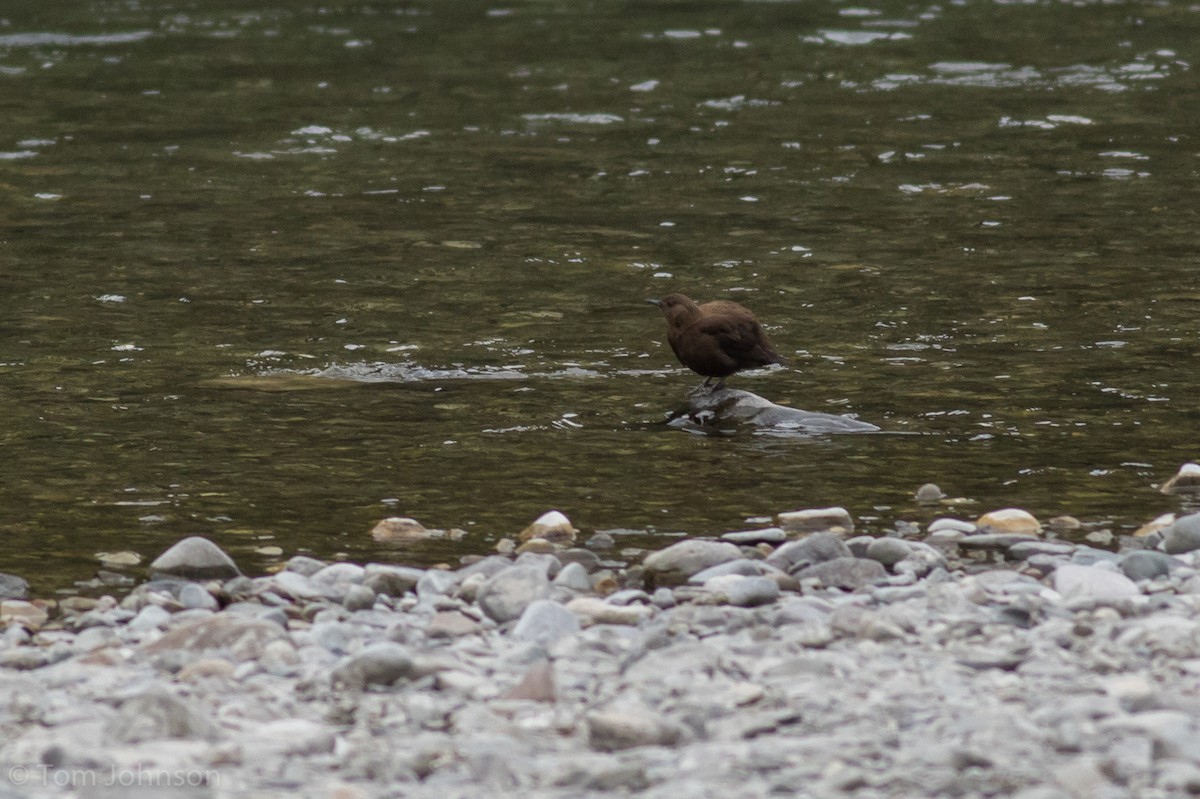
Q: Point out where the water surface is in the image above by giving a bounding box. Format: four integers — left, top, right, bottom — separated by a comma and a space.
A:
2, 0, 1200, 592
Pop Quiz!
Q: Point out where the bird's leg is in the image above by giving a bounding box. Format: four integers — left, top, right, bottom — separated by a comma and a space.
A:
688, 378, 712, 397
712, 377, 726, 392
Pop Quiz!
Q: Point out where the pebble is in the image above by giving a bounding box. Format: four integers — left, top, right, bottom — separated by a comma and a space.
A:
709, 575, 780, 607
1162, 512, 1200, 555
974, 508, 1041, 536
553, 561, 594, 592
865, 537, 912, 568
1121, 550, 1176, 581
1053, 563, 1140, 604
0, 573, 29, 600
765, 532, 851, 573
476, 565, 551, 623
642, 540, 742, 586
776, 506, 854, 534
566, 597, 653, 625
794, 557, 887, 590
510, 599, 580, 646
721, 527, 787, 545
149, 536, 242, 580
915, 483, 946, 503
179, 582, 219, 611
370, 516, 431, 541
330, 642, 414, 690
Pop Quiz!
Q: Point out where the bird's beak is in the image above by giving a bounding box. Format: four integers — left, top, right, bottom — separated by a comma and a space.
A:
645, 298, 663, 308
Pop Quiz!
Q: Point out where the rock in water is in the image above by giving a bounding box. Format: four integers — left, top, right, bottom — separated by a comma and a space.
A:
149, 536, 241, 580
669, 388, 879, 434
0, 573, 29, 600
647, 292, 785, 390
642, 540, 742, 587
370, 516, 430, 541
1161, 462, 1200, 494
974, 508, 1041, 537
518, 510, 578, 545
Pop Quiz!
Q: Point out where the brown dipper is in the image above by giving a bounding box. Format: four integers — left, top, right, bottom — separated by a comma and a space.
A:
647, 293, 786, 391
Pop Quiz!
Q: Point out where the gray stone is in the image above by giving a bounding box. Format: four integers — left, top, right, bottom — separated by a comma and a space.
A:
642, 540, 742, 586
794, 557, 887, 590
179, 583, 219, 611
717, 576, 780, 607
1054, 563, 1140, 603
777, 506, 854, 534
331, 642, 414, 690
958, 533, 1044, 551
416, 568, 458, 600
553, 561, 594, 592
363, 564, 425, 596
284, 555, 327, 576
311, 562, 366, 587
915, 483, 946, 503
1163, 512, 1200, 555
258, 639, 301, 676
310, 621, 357, 655
106, 686, 220, 743
1121, 550, 1176, 581
515, 551, 562, 578
0, 573, 29, 600
128, 604, 172, 632
585, 531, 616, 550
865, 537, 911, 568
343, 584, 377, 611
266, 570, 328, 600
143, 614, 286, 661
927, 518, 976, 535
558, 548, 602, 571
501, 659, 556, 702
477, 565, 551, 623
721, 527, 787, 545
149, 536, 241, 580
689, 559, 786, 584
586, 708, 684, 751
765, 532, 852, 574
511, 599, 580, 646
1008, 540, 1077, 560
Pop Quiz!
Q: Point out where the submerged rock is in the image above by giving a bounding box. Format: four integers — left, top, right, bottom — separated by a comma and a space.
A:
1161, 462, 1200, 495
518, 510, 578, 545
370, 516, 431, 541
668, 388, 879, 434
777, 507, 854, 535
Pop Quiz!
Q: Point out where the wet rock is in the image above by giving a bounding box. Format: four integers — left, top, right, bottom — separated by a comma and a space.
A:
515, 551, 562, 578
765, 532, 851, 574
721, 527, 787, 545
0, 573, 30, 600
1161, 462, 1200, 494
585, 531, 616, 550
915, 483, 946, 503
794, 557, 887, 590
511, 599, 580, 646
149, 536, 242, 580
642, 540, 742, 587
1134, 513, 1175, 538
106, 686, 220, 743
1162, 512, 1200, 555
777, 506, 854, 535
477, 565, 551, 623
1053, 563, 1140, 604
974, 508, 1041, 536
331, 642, 414, 690
518, 510, 578, 545
370, 516, 430, 541
1121, 551, 1176, 581
1047, 515, 1083, 533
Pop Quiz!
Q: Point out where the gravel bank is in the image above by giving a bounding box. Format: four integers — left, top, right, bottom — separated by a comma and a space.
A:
3, 500, 1200, 799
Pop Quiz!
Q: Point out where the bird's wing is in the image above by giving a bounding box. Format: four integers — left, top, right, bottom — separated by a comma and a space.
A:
697, 316, 765, 356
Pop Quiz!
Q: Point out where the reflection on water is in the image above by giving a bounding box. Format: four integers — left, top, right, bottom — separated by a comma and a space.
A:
1, 0, 1200, 592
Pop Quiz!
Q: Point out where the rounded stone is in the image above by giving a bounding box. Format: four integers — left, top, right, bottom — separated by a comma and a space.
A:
915, 483, 946, 503
1161, 462, 1200, 495
1162, 513, 1200, 555
284, 555, 328, 576
866, 537, 912, 568
330, 642, 414, 690
343, 584, 378, 611
150, 537, 241, 581
477, 565, 552, 623
721, 527, 787, 545
1121, 550, 1176, 581
974, 508, 1041, 536
510, 599, 581, 646
370, 516, 430, 541
642, 540, 743, 587
1054, 563, 1139, 603
794, 557, 887, 590
179, 583, 219, 611
553, 561, 594, 592
765, 533, 852, 574
776, 506, 854, 535
712, 575, 780, 607
518, 510, 578, 545
0, 573, 30, 601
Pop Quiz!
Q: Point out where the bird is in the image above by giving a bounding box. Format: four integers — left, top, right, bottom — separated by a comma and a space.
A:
647, 292, 786, 392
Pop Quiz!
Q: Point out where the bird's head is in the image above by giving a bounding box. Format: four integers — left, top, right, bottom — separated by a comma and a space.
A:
646, 293, 700, 327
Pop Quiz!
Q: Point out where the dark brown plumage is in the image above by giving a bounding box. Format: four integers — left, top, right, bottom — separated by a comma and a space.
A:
647, 293, 786, 391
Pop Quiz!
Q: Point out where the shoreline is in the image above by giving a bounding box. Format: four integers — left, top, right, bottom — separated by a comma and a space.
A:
2, 498, 1200, 798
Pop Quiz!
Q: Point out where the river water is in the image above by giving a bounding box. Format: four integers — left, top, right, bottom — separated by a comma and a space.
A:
2, 0, 1199, 592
